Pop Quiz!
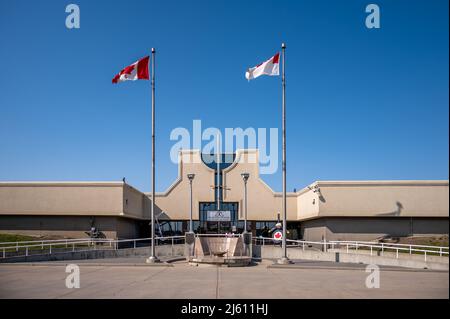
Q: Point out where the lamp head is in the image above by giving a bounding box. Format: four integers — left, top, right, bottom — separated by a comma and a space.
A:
241, 172, 250, 182
187, 173, 195, 181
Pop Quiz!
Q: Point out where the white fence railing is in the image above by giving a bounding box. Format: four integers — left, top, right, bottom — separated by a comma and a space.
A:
252, 237, 449, 262
2, 235, 448, 262
0, 236, 185, 259
195, 233, 242, 237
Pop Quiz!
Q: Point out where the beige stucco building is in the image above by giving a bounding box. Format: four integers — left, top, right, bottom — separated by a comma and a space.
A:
0, 149, 448, 241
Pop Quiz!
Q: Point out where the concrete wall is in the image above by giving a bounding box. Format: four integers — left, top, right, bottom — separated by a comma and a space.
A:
0, 215, 117, 238
153, 149, 298, 221
153, 152, 449, 225
0, 215, 144, 239
0, 182, 154, 238
315, 180, 449, 218
222, 149, 297, 221
116, 217, 141, 239
254, 245, 449, 270
0, 181, 152, 220
123, 184, 150, 220
300, 217, 449, 241
297, 188, 319, 220
152, 150, 216, 220
0, 244, 186, 264
0, 182, 124, 216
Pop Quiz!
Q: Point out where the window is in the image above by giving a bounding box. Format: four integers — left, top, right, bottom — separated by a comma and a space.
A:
255, 221, 277, 237
198, 202, 239, 234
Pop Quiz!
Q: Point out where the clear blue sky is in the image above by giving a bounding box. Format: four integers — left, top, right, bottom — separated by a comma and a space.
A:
0, 0, 448, 192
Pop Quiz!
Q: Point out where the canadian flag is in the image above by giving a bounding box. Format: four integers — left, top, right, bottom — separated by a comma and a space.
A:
273, 230, 283, 241
245, 52, 280, 80
112, 56, 150, 84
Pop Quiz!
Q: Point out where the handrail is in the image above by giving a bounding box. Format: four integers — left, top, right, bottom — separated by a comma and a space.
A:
0, 237, 105, 246
0, 235, 186, 248
195, 233, 242, 237
329, 242, 448, 254
2, 234, 448, 261
253, 236, 448, 252
0, 235, 186, 259
328, 240, 449, 250
252, 236, 449, 261
1, 240, 99, 250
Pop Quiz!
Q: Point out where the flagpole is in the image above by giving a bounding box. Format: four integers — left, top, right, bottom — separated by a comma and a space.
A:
216, 133, 221, 233
216, 133, 221, 211
147, 48, 160, 263
278, 42, 290, 264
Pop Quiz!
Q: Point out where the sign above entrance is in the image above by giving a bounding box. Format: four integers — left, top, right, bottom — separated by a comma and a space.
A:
207, 210, 231, 222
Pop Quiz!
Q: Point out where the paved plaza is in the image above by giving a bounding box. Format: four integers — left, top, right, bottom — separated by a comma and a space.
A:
0, 258, 448, 299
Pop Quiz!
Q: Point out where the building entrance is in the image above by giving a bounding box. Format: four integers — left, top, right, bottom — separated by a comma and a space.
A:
199, 202, 239, 234
197, 153, 240, 234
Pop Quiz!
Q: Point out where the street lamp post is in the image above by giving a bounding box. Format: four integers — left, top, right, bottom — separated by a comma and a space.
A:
186, 173, 196, 258
241, 172, 250, 257
187, 174, 195, 232
241, 173, 250, 232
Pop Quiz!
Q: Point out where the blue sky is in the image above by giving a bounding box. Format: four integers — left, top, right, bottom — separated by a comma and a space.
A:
0, 0, 448, 192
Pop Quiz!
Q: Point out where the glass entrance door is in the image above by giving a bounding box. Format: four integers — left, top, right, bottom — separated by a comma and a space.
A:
199, 202, 238, 234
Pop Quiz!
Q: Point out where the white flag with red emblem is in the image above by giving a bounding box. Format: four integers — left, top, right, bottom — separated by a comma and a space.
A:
112, 56, 150, 84
245, 52, 280, 80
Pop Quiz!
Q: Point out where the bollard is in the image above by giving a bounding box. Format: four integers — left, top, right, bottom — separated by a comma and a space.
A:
171, 237, 174, 256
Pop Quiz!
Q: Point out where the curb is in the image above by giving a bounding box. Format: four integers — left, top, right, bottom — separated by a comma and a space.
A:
267, 264, 448, 273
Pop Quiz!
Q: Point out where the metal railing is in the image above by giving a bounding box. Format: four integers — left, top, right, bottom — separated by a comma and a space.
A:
195, 233, 242, 238
0, 234, 246, 260
0, 236, 185, 259
252, 236, 449, 262
327, 240, 449, 261
2, 234, 447, 262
